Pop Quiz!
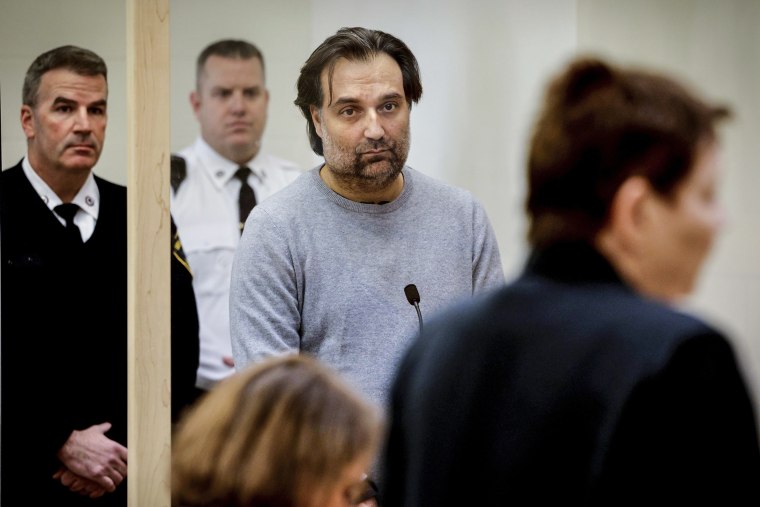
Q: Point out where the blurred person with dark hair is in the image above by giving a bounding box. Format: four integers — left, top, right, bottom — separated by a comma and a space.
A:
382, 56, 760, 506
171, 353, 382, 507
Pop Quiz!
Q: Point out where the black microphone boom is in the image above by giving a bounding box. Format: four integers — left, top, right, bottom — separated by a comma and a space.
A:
404, 284, 423, 334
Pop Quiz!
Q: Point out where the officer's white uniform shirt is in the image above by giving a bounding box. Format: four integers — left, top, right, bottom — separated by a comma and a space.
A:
23, 155, 100, 242
171, 137, 302, 389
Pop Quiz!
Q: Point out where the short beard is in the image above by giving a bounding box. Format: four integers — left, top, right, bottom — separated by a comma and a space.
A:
322, 128, 410, 194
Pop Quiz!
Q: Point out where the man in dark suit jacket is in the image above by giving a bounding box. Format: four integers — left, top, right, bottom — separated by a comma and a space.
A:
0, 44, 128, 505
0, 44, 200, 505
381, 57, 760, 506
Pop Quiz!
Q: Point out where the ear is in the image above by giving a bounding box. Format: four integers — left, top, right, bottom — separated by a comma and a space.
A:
597, 175, 652, 257
607, 175, 651, 241
310, 105, 324, 139
190, 90, 201, 117
20, 105, 35, 139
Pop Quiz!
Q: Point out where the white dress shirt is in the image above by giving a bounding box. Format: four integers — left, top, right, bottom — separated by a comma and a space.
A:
171, 137, 302, 389
23, 155, 100, 242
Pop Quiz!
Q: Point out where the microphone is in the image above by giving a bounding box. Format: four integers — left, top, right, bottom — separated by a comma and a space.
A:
404, 284, 423, 334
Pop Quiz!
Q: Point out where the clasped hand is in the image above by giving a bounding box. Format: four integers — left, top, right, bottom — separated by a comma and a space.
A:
54, 422, 128, 498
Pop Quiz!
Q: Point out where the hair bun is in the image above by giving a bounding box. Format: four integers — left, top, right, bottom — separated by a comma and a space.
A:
561, 58, 615, 106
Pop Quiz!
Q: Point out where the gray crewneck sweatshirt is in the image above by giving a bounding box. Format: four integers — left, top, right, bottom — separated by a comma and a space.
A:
230, 166, 505, 408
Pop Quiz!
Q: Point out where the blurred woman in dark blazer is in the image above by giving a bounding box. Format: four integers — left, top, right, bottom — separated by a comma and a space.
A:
382, 56, 760, 506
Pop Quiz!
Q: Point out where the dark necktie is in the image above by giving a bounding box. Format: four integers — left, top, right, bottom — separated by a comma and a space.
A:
234, 166, 256, 234
55, 203, 84, 245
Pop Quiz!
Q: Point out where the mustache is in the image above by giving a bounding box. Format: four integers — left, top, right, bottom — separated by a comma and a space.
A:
64, 136, 98, 150
355, 139, 394, 154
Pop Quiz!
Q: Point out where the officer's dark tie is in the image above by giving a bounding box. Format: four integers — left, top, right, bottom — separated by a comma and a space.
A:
235, 166, 256, 234
55, 203, 84, 245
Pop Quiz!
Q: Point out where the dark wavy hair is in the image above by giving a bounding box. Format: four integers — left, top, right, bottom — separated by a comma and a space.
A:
294, 27, 423, 156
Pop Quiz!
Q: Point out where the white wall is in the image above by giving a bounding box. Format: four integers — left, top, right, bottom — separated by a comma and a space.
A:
1, 0, 759, 411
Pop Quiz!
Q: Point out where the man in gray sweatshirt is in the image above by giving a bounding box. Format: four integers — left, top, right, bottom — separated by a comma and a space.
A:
230, 26, 504, 411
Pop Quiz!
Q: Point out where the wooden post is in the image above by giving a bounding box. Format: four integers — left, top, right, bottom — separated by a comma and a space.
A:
126, 0, 171, 504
